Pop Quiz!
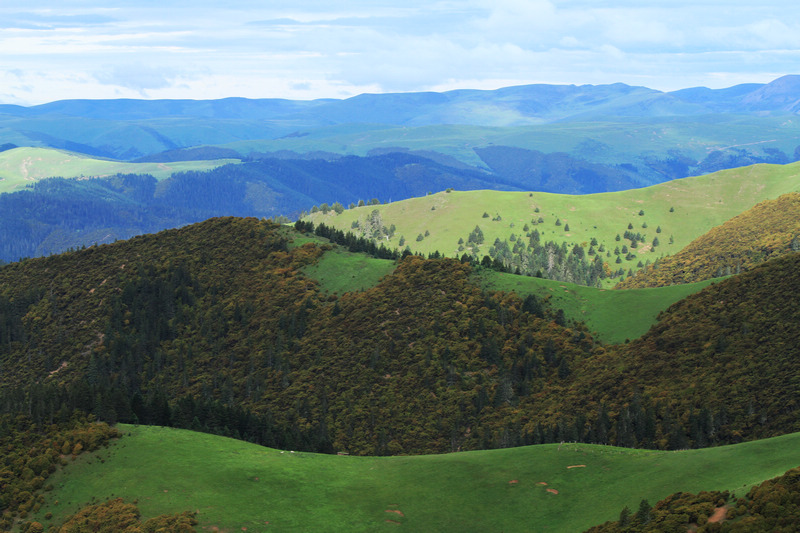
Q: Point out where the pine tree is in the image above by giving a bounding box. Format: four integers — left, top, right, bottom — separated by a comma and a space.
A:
635, 499, 652, 524
619, 506, 631, 527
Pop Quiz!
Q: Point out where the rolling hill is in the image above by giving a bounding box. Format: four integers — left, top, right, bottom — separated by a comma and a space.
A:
0, 147, 797, 267
0, 215, 798, 530
1, 217, 799, 457
306, 161, 800, 286
31, 425, 800, 532
562, 250, 800, 447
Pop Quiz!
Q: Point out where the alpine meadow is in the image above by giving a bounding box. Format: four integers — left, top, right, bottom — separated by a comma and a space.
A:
2, 69, 800, 533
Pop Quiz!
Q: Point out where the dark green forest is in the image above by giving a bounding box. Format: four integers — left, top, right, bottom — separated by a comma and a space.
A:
0, 218, 799, 460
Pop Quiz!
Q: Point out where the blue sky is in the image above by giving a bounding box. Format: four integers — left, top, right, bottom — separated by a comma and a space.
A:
2, 1, 800, 104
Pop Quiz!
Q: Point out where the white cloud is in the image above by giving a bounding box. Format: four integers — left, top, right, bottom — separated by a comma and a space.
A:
93, 64, 181, 93
2, 1, 800, 104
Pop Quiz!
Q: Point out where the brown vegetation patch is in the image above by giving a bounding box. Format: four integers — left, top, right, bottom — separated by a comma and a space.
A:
546, 488, 559, 494
385, 510, 405, 517
48, 361, 68, 376
707, 505, 729, 524
509, 479, 519, 484
537, 482, 547, 485
385, 519, 401, 525
567, 465, 586, 469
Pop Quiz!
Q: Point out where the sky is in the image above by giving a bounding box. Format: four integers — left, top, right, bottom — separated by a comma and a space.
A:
2, 1, 800, 105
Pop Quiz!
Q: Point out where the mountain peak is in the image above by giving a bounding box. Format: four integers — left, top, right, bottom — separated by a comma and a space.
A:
740, 74, 800, 111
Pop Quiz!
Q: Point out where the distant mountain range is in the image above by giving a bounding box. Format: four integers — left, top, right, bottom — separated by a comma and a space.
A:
3, 75, 800, 125
1, 75, 799, 162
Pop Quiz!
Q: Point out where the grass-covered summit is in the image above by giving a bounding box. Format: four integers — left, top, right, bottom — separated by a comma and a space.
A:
306, 161, 800, 286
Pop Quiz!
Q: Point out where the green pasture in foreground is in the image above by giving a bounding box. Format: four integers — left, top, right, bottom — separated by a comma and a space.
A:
480, 269, 720, 344
36, 425, 800, 532
308, 161, 800, 286
0, 147, 238, 193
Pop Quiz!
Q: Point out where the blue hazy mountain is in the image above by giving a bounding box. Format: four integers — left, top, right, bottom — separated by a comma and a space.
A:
2, 76, 800, 161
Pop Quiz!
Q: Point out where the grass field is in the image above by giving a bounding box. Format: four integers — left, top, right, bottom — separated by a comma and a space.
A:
0, 147, 238, 193
35, 425, 800, 532
308, 162, 800, 286
293, 230, 717, 343
479, 270, 719, 344
302, 246, 397, 295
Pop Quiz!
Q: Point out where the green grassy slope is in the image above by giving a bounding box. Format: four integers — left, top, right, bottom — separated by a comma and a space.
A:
294, 231, 713, 343
37, 425, 800, 533
302, 246, 397, 295
617, 192, 800, 288
479, 270, 719, 344
307, 162, 800, 286
0, 147, 238, 193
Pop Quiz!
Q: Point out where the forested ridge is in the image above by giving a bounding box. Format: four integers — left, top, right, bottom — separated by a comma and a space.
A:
569, 251, 800, 447
0, 217, 597, 454
0, 152, 518, 263
617, 192, 800, 288
0, 218, 799, 459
